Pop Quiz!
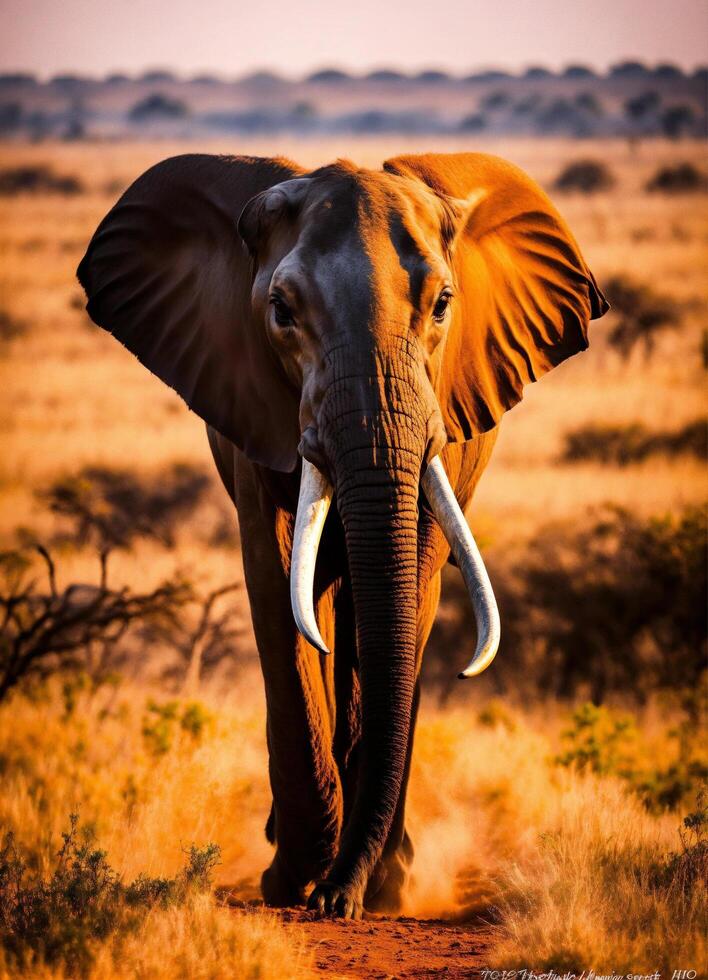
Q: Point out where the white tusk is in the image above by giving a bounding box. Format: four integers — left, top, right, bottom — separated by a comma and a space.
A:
422, 455, 501, 678
290, 458, 333, 654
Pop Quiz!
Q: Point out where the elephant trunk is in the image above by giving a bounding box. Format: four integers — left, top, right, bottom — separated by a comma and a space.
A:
322, 389, 424, 895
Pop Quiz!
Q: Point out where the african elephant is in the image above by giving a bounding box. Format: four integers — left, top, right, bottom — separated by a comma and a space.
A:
78, 152, 607, 918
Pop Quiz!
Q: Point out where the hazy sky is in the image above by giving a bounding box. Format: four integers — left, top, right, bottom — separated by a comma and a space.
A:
2, 0, 707, 77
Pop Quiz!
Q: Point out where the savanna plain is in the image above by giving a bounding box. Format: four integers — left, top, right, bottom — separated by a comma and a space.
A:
0, 136, 706, 978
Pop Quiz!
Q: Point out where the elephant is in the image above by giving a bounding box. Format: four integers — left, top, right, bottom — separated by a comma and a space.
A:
77, 151, 607, 919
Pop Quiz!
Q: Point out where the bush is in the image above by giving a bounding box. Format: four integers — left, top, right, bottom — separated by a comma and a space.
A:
604, 273, 683, 358
0, 166, 84, 196
555, 702, 637, 777
516, 506, 707, 703
0, 814, 219, 977
555, 702, 707, 813
652, 791, 708, 894
553, 159, 615, 193
427, 506, 707, 707
560, 419, 706, 465
646, 162, 708, 194
0, 310, 26, 344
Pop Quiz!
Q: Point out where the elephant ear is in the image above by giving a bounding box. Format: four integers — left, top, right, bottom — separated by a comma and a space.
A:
77, 153, 304, 472
384, 152, 609, 438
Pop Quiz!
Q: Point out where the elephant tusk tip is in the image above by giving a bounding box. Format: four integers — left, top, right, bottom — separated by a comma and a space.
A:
294, 618, 330, 655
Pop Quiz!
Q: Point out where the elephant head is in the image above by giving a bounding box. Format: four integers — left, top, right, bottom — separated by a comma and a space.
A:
78, 151, 606, 912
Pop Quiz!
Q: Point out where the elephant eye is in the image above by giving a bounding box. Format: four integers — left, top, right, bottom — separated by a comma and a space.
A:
432, 289, 452, 323
269, 293, 295, 327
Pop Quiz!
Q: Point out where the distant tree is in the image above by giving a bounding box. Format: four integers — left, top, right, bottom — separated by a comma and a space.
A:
624, 90, 661, 122
575, 92, 603, 116
104, 73, 130, 84
563, 64, 595, 78
190, 73, 221, 85
0, 103, 22, 132
364, 69, 407, 82
537, 98, 587, 134
306, 68, 350, 84
128, 93, 189, 122
610, 60, 650, 78
291, 101, 317, 121
414, 70, 449, 83
653, 63, 683, 79
661, 104, 697, 138
523, 66, 553, 79
51, 74, 91, 88
0, 73, 37, 86
480, 90, 510, 111
513, 94, 541, 115
139, 69, 176, 83
240, 71, 285, 86
458, 112, 486, 132
463, 69, 510, 83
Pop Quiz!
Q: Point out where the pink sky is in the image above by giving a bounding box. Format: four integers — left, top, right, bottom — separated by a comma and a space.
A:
2, 0, 706, 77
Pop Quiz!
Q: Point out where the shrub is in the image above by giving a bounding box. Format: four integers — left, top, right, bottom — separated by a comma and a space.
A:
555, 702, 638, 777
604, 273, 683, 358
652, 791, 708, 895
646, 162, 708, 194
555, 702, 707, 813
0, 310, 26, 344
0, 814, 219, 977
141, 699, 214, 756
0, 165, 84, 196
553, 159, 615, 193
560, 419, 706, 465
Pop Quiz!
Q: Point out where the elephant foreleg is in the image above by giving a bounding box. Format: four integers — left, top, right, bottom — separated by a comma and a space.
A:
235, 458, 343, 905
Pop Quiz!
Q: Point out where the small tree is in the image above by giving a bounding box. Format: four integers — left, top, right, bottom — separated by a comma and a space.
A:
0, 546, 189, 702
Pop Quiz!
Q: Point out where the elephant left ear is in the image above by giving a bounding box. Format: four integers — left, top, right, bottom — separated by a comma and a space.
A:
384, 152, 609, 438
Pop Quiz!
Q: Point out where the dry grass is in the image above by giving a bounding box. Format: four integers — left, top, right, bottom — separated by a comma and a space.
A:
0, 136, 706, 973
410, 706, 706, 972
0, 681, 704, 975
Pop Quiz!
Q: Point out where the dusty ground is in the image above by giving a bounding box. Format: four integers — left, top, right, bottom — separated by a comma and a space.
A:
262, 907, 495, 979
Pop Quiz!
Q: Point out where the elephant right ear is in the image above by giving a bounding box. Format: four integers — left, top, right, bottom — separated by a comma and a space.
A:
385, 152, 609, 439
77, 153, 304, 472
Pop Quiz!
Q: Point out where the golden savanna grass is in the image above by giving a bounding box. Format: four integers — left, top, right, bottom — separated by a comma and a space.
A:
0, 137, 706, 975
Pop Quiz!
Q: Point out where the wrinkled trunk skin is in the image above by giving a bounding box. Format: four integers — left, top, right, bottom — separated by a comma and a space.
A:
314, 336, 432, 909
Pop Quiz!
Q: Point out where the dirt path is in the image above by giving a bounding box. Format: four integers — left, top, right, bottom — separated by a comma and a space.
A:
279, 909, 495, 979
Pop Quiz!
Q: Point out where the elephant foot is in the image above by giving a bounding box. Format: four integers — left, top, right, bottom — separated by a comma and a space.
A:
261, 854, 307, 908
364, 850, 409, 914
307, 880, 364, 920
